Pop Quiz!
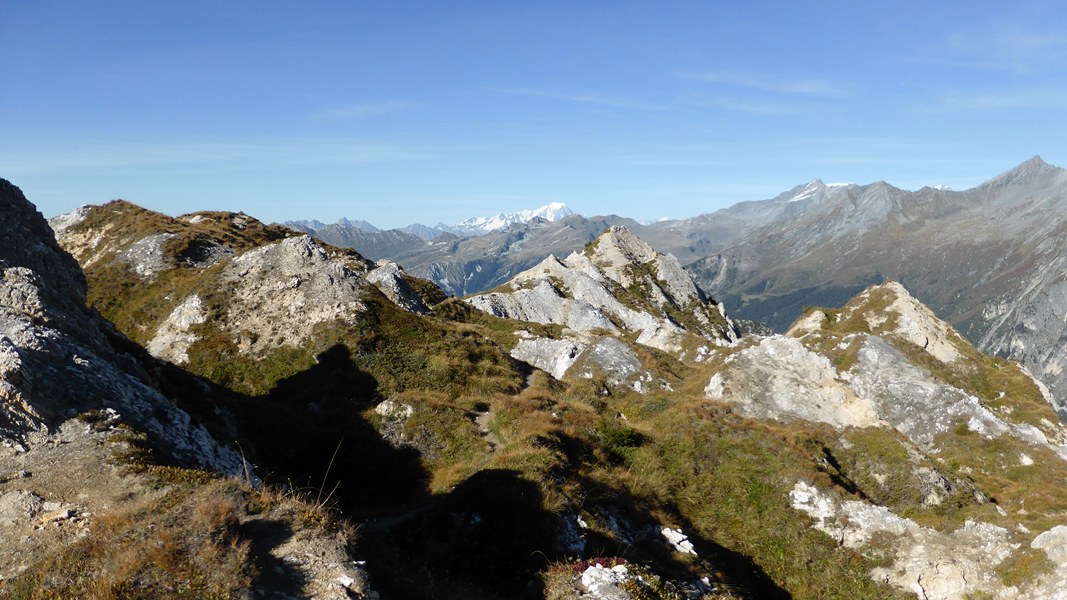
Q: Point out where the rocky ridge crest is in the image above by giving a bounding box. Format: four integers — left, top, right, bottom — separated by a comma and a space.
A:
2, 182, 379, 598
28, 188, 1067, 599
50, 201, 440, 367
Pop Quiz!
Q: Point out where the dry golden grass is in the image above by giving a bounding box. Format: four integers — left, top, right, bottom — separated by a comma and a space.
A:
4, 479, 254, 599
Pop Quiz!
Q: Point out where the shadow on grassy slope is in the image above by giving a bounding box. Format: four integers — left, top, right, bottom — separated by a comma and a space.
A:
231, 344, 430, 519
361, 469, 556, 600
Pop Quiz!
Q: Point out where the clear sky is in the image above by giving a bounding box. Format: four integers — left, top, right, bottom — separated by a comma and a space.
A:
3, 1, 1066, 228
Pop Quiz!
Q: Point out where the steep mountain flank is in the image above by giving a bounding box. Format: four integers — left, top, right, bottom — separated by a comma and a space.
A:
0, 184, 239, 472
683, 157, 1067, 415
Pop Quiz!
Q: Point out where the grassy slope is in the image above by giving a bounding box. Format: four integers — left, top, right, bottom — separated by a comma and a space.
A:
59, 206, 983, 598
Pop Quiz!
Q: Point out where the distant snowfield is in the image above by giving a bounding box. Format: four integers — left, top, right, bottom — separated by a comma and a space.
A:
448, 201, 574, 235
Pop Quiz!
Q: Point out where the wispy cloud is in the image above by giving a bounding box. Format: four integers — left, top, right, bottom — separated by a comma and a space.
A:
308, 100, 417, 122
489, 87, 671, 111
941, 28, 1067, 72
686, 94, 804, 115
680, 70, 846, 97
0, 135, 436, 175
930, 88, 1067, 111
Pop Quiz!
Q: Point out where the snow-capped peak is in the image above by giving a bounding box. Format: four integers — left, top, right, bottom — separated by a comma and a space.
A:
788, 181, 823, 203
787, 180, 854, 203
449, 202, 575, 235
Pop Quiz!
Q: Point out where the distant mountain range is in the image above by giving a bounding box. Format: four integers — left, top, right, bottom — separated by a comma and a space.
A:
287, 201, 574, 241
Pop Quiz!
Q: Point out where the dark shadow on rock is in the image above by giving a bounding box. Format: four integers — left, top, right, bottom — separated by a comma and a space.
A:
238, 518, 310, 598
362, 469, 555, 600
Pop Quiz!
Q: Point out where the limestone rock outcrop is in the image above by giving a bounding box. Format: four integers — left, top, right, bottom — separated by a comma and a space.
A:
466, 227, 738, 387
704, 281, 1067, 598
366, 259, 430, 314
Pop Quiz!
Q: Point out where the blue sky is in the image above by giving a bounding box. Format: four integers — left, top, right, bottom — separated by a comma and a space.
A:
3, 1, 1066, 228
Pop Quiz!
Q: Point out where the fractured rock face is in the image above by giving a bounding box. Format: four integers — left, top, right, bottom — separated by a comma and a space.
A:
705, 335, 881, 429
576, 337, 643, 386
583, 226, 708, 309
52, 202, 442, 361
712, 284, 1067, 458
0, 178, 243, 474
121, 232, 177, 281
366, 259, 430, 314
511, 335, 586, 380
790, 482, 1015, 600
468, 261, 622, 333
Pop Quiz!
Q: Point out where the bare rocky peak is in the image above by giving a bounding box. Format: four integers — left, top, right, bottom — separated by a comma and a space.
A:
714, 281, 1067, 452
979, 155, 1065, 190
791, 281, 966, 364
148, 234, 383, 362
0, 179, 242, 473
366, 259, 430, 314
709, 281, 1067, 598
466, 227, 737, 390
584, 225, 707, 306
467, 227, 737, 356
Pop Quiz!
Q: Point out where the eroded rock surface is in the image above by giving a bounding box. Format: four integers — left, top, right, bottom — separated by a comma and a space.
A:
218, 235, 370, 355
791, 482, 1015, 599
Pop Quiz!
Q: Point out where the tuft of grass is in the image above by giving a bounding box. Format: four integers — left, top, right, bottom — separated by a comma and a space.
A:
996, 546, 1055, 588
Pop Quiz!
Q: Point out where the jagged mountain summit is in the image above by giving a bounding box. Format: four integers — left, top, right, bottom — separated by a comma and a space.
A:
287, 201, 574, 244
287, 216, 381, 233
711, 280, 1067, 599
